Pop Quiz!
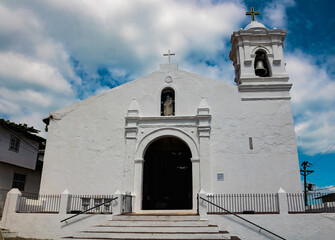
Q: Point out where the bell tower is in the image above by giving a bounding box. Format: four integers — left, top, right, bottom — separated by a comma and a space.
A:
229, 8, 291, 100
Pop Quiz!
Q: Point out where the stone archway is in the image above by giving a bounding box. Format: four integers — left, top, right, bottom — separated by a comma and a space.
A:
142, 137, 192, 210
133, 128, 200, 212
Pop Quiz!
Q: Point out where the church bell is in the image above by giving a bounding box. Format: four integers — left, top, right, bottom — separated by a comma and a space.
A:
255, 59, 267, 77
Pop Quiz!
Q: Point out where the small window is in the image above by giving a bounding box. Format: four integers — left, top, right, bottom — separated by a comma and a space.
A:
249, 137, 253, 150
161, 88, 175, 116
12, 173, 26, 191
9, 135, 20, 153
217, 173, 224, 181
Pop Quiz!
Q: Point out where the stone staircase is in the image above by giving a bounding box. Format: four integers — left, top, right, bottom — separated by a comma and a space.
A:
63, 214, 240, 239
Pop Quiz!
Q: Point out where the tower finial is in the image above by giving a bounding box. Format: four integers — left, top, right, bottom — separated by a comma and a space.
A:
246, 7, 259, 22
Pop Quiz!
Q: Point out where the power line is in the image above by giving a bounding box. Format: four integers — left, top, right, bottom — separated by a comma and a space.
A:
313, 143, 335, 166
318, 178, 335, 186
316, 186, 335, 191
0, 124, 42, 151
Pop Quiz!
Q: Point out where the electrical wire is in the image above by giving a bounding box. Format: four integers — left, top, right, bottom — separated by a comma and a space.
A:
312, 143, 335, 166
315, 186, 335, 191
0, 124, 42, 151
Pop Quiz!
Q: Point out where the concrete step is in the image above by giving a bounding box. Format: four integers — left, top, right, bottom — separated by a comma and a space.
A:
106, 220, 210, 227
111, 214, 201, 221
64, 214, 234, 240
69, 231, 230, 239
86, 225, 219, 233
0, 229, 18, 238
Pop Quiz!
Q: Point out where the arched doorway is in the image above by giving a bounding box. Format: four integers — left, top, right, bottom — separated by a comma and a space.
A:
142, 137, 192, 210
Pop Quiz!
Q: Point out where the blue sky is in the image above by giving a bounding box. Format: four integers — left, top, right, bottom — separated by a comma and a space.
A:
0, 0, 334, 191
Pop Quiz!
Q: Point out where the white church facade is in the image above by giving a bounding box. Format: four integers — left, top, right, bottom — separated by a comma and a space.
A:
38, 19, 301, 212
2, 12, 335, 240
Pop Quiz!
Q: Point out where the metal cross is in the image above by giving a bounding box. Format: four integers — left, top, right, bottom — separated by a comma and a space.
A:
163, 50, 175, 63
246, 7, 259, 21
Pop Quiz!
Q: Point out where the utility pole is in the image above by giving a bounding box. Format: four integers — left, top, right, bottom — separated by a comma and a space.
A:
300, 161, 314, 206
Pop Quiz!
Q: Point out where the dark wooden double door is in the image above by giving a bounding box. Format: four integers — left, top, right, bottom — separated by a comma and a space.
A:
142, 137, 192, 210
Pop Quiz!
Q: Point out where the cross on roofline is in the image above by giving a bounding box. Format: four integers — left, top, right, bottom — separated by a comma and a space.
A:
163, 50, 175, 63
246, 7, 259, 21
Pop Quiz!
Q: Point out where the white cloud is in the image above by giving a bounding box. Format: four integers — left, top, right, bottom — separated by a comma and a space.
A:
263, 0, 295, 28
7, 0, 245, 75
315, 185, 335, 193
0, 0, 247, 134
287, 52, 335, 155
0, 52, 73, 94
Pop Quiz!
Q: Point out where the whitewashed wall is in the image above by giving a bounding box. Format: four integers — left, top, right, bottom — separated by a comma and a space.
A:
40, 63, 301, 198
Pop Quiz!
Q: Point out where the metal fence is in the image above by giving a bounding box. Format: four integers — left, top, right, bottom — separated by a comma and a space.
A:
68, 195, 114, 214
206, 193, 279, 214
17, 193, 61, 213
287, 193, 335, 213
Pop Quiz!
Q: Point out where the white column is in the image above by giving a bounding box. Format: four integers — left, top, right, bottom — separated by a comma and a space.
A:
124, 137, 137, 193
199, 132, 211, 192
112, 190, 122, 215
197, 98, 211, 193
278, 187, 288, 215
198, 190, 208, 220
133, 158, 144, 212
59, 189, 70, 215
124, 98, 139, 194
191, 157, 200, 211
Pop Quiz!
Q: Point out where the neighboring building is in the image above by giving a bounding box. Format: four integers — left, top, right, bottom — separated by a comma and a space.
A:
0, 119, 45, 216
316, 193, 335, 203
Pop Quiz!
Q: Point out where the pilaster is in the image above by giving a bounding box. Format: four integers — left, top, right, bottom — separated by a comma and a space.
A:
124, 98, 139, 194
191, 157, 200, 211
133, 158, 144, 212
197, 98, 211, 192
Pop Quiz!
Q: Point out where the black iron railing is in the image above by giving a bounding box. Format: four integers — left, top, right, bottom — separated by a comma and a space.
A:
61, 196, 118, 223
207, 193, 279, 214
199, 196, 286, 240
68, 194, 115, 214
17, 193, 61, 213
287, 193, 335, 213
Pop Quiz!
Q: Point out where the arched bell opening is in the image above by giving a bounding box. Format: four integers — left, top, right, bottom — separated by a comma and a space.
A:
254, 50, 271, 77
161, 88, 175, 116
142, 137, 192, 210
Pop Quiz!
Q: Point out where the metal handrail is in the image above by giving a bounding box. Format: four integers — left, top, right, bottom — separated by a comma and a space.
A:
199, 196, 286, 240
60, 197, 118, 223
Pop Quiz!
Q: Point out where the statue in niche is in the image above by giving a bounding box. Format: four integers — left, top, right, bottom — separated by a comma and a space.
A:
163, 95, 174, 116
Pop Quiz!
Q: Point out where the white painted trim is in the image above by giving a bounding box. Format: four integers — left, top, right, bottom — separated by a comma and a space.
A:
135, 128, 199, 160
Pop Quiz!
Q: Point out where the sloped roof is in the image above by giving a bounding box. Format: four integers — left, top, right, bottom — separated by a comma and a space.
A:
0, 118, 45, 143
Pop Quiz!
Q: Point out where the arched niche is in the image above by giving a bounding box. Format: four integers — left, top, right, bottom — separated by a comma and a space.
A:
254, 49, 271, 77
161, 87, 175, 116
135, 128, 199, 160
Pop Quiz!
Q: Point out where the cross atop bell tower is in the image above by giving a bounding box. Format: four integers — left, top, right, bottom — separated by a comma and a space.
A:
246, 7, 259, 21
